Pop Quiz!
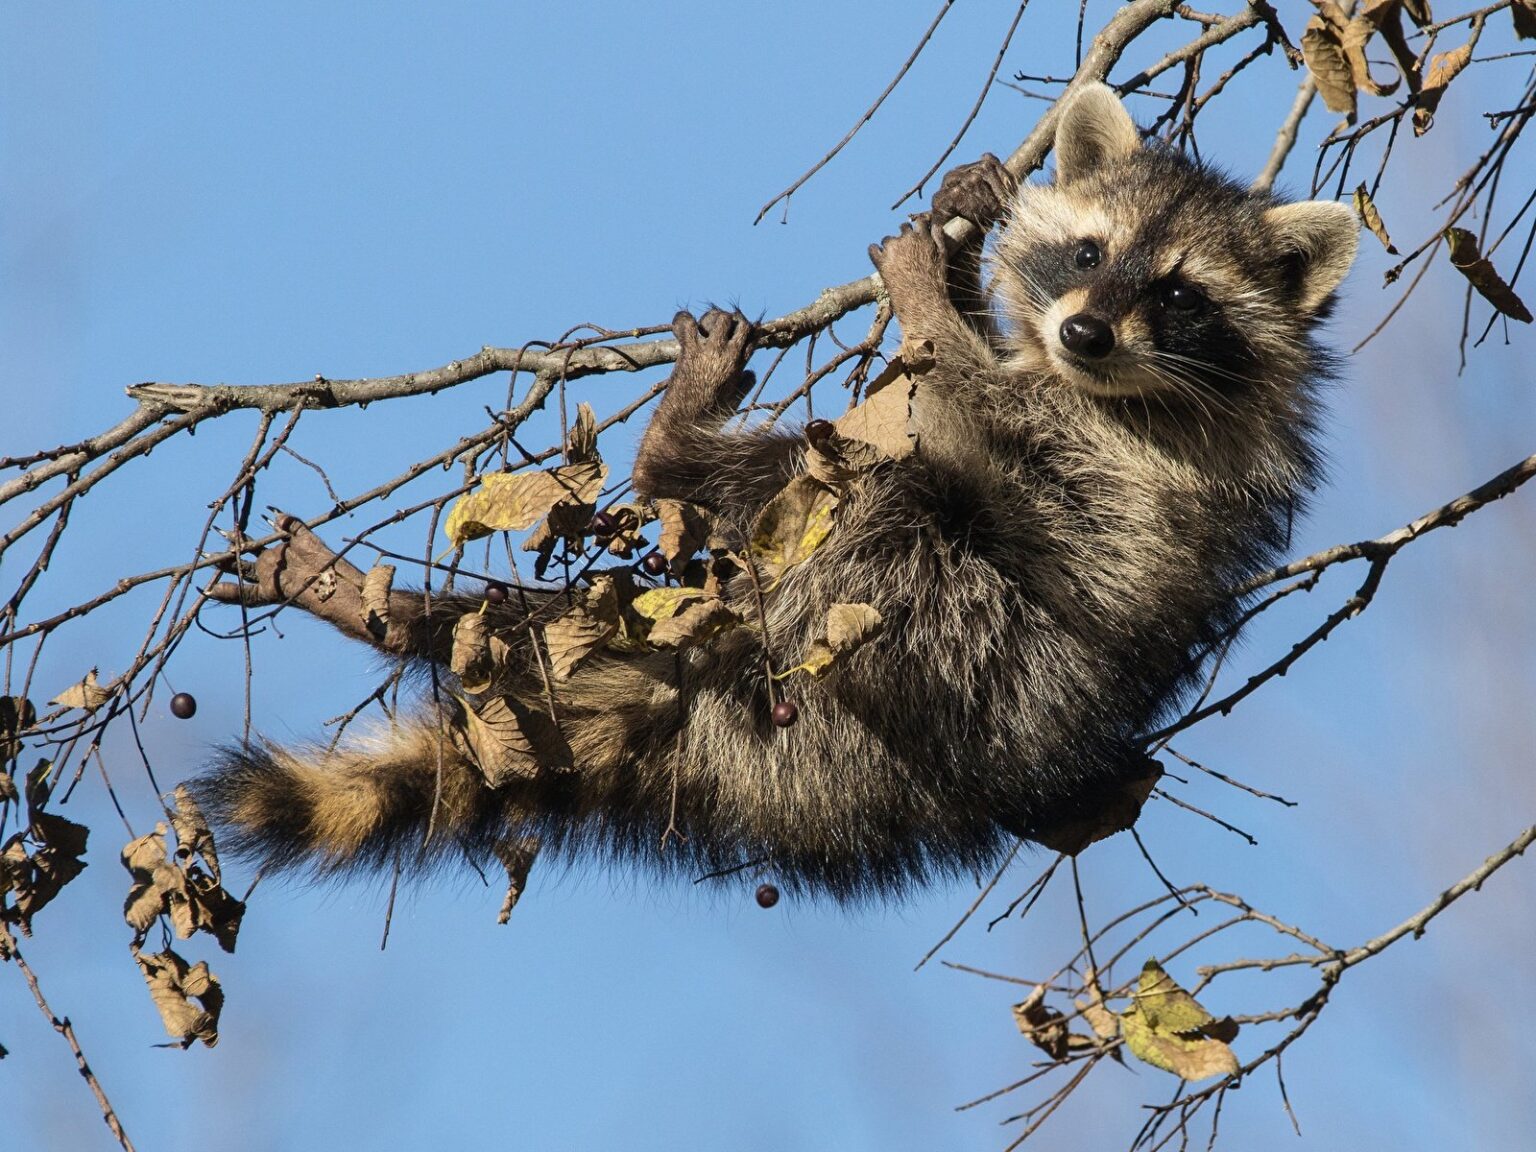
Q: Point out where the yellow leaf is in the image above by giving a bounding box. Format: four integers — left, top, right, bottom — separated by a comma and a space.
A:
750, 476, 838, 583
445, 462, 607, 546
1353, 184, 1398, 254
631, 585, 709, 622
1119, 960, 1240, 1082
646, 597, 743, 650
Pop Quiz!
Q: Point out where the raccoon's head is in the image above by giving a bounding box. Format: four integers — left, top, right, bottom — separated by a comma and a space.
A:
993, 84, 1358, 403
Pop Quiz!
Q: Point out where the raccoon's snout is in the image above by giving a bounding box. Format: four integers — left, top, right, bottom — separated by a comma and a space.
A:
1059, 314, 1115, 358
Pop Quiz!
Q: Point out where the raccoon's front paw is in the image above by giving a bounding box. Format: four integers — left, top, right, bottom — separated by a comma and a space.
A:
869, 217, 950, 306
665, 308, 757, 417
931, 153, 1016, 232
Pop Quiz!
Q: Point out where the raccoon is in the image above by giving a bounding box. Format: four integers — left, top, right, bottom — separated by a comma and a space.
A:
194, 85, 1358, 899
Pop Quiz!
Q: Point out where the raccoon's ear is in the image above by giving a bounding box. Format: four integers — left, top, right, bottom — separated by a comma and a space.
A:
1264, 202, 1360, 314
1054, 83, 1140, 183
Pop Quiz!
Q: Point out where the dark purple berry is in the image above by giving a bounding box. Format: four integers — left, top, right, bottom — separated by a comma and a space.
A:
771, 700, 798, 728
590, 511, 618, 539
805, 418, 835, 444
169, 692, 198, 720
756, 883, 780, 908
485, 581, 509, 605
641, 552, 668, 577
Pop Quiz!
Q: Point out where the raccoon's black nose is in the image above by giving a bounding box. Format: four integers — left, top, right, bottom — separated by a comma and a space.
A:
1059, 314, 1115, 358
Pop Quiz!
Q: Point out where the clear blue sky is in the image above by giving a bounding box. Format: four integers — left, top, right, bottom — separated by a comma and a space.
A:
3, 4, 1534, 1150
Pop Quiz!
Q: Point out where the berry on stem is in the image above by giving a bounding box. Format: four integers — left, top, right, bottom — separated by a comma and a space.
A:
641, 552, 668, 577
756, 883, 780, 908
485, 581, 509, 605
771, 700, 798, 728
170, 692, 198, 720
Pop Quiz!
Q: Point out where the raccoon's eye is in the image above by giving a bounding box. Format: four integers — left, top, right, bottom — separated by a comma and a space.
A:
1073, 240, 1101, 269
1162, 283, 1205, 313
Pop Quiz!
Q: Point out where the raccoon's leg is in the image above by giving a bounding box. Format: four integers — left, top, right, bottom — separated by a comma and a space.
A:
206, 514, 554, 663
870, 215, 998, 377
632, 309, 804, 517
930, 153, 1016, 343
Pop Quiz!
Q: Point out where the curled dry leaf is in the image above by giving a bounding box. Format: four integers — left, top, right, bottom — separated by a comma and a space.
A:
450, 694, 539, 786
1031, 758, 1162, 856
494, 836, 539, 924
781, 603, 884, 679
647, 597, 744, 650
121, 821, 245, 952
1301, 8, 1357, 116
1076, 969, 1121, 1044
1119, 959, 1240, 1082
135, 948, 223, 1049
49, 669, 112, 714
544, 576, 622, 680
567, 401, 599, 464
750, 476, 838, 585
451, 611, 514, 695
3, 764, 90, 935
445, 462, 608, 546
1413, 17, 1484, 136
834, 369, 916, 461
1445, 227, 1534, 323
360, 562, 395, 640
655, 499, 710, 576
0, 696, 36, 764
1353, 185, 1398, 254
171, 784, 221, 883
1012, 984, 1097, 1061
1342, 0, 1404, 97
0, 772, 15, 805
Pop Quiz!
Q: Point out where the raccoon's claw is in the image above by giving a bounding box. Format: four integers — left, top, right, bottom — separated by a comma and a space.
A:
931, 153, 1016, 232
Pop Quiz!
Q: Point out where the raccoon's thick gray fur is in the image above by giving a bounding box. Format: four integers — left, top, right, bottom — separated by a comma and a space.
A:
193, 85, 1358, 899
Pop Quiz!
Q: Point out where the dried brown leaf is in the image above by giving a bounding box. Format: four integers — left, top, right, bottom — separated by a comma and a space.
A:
49, 669, 111, 713
360, 562, 395, 640
171, 784, 220, 884
451, 611, 493, 692
494, 836, 539, 924
1353, 184, 1398, 254
1032, 759, 1162, 856
1012, 985, 1096, 1060
1119, 959, 1240, 1082
135, 949, 222, 1049
1413, 18, 1483, 135
0, 772, 15, 805
0, 697, 35, 764
655, 499, 711, 576
1301, 11, 1357, 115
451, 694, 539, 786
567, 401, 600, 464
834, 372, 916, 461
6, 793, 90, 933
646, 597, 744, 650
445, 462, 608, 546
544, 576, 622, 680
1342, 0, 1404, 97
1445, 227, 1534, 323
750, 476, 838, 584
782, 602, 884, 679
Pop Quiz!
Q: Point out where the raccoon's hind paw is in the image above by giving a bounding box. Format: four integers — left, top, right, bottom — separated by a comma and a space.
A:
931, 153, 1016, 233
